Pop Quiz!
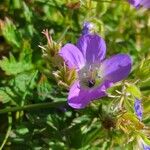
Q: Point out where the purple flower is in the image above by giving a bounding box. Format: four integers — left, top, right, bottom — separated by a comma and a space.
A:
139, 139, 150, 150
128, 0, 150, 8
134, 98, 143, 121
143, 144, 150, 150
82, 22, 94, 35
59, 34, 132, 109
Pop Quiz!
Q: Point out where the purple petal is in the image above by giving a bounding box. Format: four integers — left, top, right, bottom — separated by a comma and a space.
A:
68, 80, 113, 109
76, 34, 106, 64
59, 43, 85, 70
143, 143, 150, 150
134, 99, 143, 121
141, 0, 150, 8
101, 54, 132, 83
128, 0, 150, 8
128, 0, 142, 7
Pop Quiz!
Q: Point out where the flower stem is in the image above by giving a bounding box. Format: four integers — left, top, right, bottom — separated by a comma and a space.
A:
0, 112, 12, 150
0, 101, 66, 114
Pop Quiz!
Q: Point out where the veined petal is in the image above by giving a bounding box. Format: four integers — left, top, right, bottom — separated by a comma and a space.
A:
76, 34, 106, 64
101, 54, 132, 83
59, 43, 85, 70
68, 80, 113, 109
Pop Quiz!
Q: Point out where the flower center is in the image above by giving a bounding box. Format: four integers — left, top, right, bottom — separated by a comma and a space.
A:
78, 64, 103, 89
87, 79, 95, 88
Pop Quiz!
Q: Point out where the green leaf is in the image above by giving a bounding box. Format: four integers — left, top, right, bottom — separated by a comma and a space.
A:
10, 70, 38, 93
37, 75, 52, 101
16, 126, 29, 135
0, 87, 15, 104
96, 1, 109, 17
126, 83, 142, 99
1, 18, 21, 48
0, 46, 33, 75
23, 2, 33, 23
136, 57, 150, 81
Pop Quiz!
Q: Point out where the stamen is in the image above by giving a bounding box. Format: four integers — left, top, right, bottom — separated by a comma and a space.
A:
88, 80, 95, 88
78, 64, 103, 89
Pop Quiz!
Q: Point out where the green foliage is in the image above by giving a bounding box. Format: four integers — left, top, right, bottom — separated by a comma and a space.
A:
126, 83, 142, 99
0, 87, 15, 103
136, 57, 150, 81
0, 18, 21, 48
0, 46, 33, 75
37, 75, 52, 101
0, 0, 150, 149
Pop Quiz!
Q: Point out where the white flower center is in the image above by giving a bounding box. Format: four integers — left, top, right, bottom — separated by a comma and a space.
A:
78, 64, 103, 89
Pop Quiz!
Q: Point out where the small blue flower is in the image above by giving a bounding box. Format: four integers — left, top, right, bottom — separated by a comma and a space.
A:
134, 99, 143, 121
143, 143, 150, 150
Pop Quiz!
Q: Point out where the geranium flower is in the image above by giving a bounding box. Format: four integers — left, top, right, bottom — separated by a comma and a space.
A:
128, 0, 150, 8
134, 98, 143, 121
59, 34, 132, 109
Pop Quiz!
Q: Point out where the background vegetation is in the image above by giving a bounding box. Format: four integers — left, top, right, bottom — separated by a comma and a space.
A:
0, 0, 150, 149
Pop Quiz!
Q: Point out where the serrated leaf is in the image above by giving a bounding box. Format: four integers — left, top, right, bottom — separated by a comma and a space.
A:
0, 18, 21, 48
0, 45, 33, 75
0, 55, 33, 75
10, 70, 38, 93
0, 87, 15, 103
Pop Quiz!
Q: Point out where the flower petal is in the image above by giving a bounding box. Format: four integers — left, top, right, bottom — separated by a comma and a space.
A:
143, 143, 150, 150
128, 0, 150, 8
141, 0, 150, 8
90, 80, 113, 101
134, 99, 143, 121
59, 43, 85, 70
76, 34, 106, 64
101, 54, 132, 83
128, 0, 141, 7
68, 81, 91, 109
68, 80, 113, 109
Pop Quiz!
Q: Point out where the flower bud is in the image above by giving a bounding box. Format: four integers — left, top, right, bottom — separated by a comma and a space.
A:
39, 29, 62, 68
